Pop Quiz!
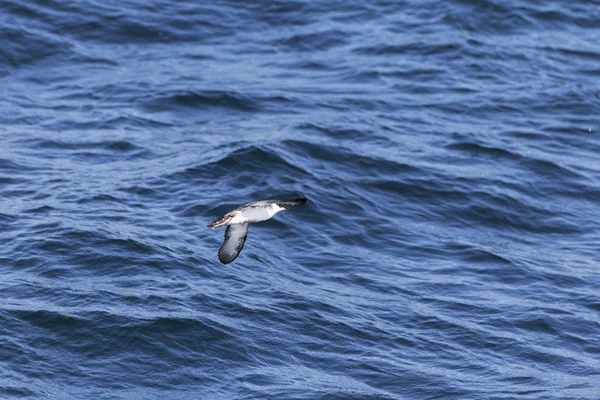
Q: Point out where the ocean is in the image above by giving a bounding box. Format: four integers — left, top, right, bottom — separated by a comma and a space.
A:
1, 0, 599, 398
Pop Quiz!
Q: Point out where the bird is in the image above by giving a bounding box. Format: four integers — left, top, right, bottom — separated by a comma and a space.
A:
208, 198, 308, 264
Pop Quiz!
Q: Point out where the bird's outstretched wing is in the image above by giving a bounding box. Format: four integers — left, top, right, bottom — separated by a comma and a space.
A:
218, 223, 248, 264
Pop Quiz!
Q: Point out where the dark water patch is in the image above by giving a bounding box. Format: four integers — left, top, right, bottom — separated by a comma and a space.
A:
514, 316, 559, 336
360, 178, 471, 213
2, 188, 37, 198
19, 138, 156, 164
446, 141, 521, 162
338, 97, 395, 112
442, 241, 513, 265
24, 206, 55, 214
577, 67, 600, 78
250, 1, 316, 27
542, 46, 600, 62
541, 123, 599, 139
520, 157, 586, 181
297, 122, 375, 141
0, 176, 21, 186
93, 236, 156, 257
0, 385, 37, 398
96, 115, 175, 130
118, 185, 157, 198
70, 53, 119, 67
275, 30, 349, 52
457, 200, 583, 235
0, 213, 18, 223
281, 139, 422, 178
528, 5, 600, 29
380, 67, 446, 82
289, 60, 335, 71
443, 0, 532, 33
37, 267, 72, 279
75, 194, 122, 205
29, 227, 163, 275
105, 141, 139, 152
31, 2, 233, 45
0, 115, 47, 127
28, 221, 63, 235
76, 150, 155, 164
533, 269, 589, 290
337, 69, 386, 84
141, 90, 261, 113
23, 138, 142, 153
0, 25, 73, 69
584, 301, 600, 313
447, 139, 591, 194
6, 309, 241, 370
169, 145, 310, 188
354, 41, 462, 58
172, 202, 212, 218
0, 158, 36, 171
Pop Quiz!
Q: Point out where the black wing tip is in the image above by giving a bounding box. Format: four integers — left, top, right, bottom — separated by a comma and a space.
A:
278, 197, 308, 210
218, 244, 242, 264
218, 251, 237, 264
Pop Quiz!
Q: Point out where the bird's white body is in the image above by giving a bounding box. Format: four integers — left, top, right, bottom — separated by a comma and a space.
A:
227, 203, 284, 225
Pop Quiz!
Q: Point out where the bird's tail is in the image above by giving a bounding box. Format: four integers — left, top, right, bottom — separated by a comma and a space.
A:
279, 198, 308, 209
208, 213, 233, 228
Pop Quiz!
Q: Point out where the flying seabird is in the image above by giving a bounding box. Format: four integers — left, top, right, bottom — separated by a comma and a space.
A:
208, 198, 308, 264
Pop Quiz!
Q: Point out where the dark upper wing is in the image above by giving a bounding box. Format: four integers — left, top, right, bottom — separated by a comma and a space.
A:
277, 198, 308, 209
218, 223, 249, 264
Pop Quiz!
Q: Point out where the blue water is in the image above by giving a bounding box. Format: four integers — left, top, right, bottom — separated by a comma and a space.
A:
1, 0, 600, 398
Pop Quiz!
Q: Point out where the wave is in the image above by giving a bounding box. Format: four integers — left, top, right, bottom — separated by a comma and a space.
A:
140, 90, 296, 114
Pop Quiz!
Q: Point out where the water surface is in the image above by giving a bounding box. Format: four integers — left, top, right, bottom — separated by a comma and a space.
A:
1, 0, 599, 398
